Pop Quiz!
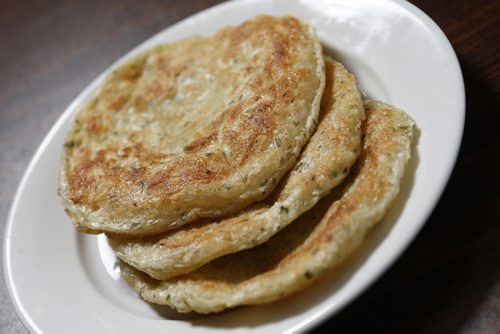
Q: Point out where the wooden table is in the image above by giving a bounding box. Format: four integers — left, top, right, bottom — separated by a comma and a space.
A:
1, 0, 498, 332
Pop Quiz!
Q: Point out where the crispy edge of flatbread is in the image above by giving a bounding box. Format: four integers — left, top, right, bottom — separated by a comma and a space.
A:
108, 57, 364, 279
119, 100, 415, 313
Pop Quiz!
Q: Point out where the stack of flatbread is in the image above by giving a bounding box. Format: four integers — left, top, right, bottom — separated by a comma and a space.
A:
59, 15, 414, 314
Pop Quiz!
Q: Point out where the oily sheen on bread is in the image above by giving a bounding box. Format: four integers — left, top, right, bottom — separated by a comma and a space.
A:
119, 100, 415, 313
108, 58, 365, 280
59, 15, 325, 236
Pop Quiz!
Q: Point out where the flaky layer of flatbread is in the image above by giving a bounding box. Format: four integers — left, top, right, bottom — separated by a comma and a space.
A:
120, 100, 415, 313
108, 58, 364, 280
59, 15, 325, 236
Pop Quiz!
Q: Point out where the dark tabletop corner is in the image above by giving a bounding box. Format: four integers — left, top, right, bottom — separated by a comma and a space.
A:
322, 1, 500, 332
1, 0, 499, 333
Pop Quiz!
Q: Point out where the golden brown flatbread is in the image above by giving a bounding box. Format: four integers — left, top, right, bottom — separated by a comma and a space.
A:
59, 15, 325, 236
109, 58, 364, 280
120, 100, 415, 313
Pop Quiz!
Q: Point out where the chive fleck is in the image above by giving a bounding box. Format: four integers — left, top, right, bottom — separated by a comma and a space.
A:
64, 141, 75, 148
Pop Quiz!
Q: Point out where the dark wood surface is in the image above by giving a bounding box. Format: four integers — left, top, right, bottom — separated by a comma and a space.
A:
1, 0, 498, 332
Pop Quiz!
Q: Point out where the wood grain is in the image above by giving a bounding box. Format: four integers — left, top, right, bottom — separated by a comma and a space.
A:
0, 0, 498, 332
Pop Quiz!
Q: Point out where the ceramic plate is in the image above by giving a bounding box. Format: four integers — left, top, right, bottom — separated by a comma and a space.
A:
4, 0, 464, 332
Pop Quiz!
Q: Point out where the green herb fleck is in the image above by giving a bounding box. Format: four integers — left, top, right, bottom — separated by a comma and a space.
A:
64, 141, 75, 149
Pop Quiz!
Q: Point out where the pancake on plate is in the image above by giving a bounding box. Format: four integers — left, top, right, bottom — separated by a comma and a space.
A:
109, 57, 365, 280
120, 100, 415, 313
59, 15, 325, 236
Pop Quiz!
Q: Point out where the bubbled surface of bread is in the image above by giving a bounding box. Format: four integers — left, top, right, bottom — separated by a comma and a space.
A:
120, 100, 415, 313
59, 16, 325, 236
109, 58, 364, 280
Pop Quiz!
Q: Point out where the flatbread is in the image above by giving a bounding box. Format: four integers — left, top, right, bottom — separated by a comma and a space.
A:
59, 15, 325, 236
109, 58, 364, 280
120, 100, 415, 313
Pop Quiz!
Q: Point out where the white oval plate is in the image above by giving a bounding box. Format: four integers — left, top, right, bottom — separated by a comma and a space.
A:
4, 0, 464, 333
